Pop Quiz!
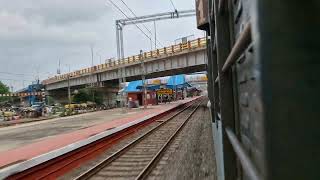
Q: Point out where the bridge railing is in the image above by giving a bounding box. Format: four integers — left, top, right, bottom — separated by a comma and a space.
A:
43, 37, 206, 84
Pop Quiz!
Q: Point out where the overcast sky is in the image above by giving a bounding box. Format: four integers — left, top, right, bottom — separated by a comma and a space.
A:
0, 0, 203, 91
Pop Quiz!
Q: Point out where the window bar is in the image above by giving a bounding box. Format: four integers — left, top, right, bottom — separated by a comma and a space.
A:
222, 23, 252, 73
225, 127, 262, 180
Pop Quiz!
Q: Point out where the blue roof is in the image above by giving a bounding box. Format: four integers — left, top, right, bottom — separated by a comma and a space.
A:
166, 75, 191, 89
167, 75, 185, 86
137, 84, 161, 91
125, 74, 192, 92
125, 80, 143, 92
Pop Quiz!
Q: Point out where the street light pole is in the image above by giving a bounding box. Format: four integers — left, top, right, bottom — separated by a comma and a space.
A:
10, 85, 14, 104
91, 45, 94, 66
174, 75, 177, 101
154, 21, 157, 49
140, 50, 147, 109
90, 45, 96, 103
66, 64, 71, 112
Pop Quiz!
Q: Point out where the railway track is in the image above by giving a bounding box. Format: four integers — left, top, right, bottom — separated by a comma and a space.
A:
74, 99, 203, 180
6, 99, 202, 180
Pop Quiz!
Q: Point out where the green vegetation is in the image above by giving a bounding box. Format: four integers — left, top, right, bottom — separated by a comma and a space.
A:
46, 96, 55, 106
93, 91, 103, 105
73, 89, 91, 103
72, 89, 103, 105
0, 81, 10, 102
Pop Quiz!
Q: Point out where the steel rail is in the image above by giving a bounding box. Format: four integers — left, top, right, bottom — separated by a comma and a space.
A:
74, 99, 201, 180
225, 127, 262, 180
9, 106, 186, 179
136, 101, 202, 180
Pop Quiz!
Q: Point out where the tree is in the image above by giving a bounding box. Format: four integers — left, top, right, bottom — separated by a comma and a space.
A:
46, 96, 55, 106
0, 81, 10, 102
73, 89, 103, 105
93, 91, 103, 105
73, 89, 91, 103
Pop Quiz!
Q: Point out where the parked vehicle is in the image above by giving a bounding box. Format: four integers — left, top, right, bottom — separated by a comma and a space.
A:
3, 110, 16, 121
64, 103, 79, 110
31, 104, 43, 117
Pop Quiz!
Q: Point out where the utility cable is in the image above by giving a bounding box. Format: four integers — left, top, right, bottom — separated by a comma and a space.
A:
119, 0, 164, 47
108, 0, 160, 48
169, 0, 177, 11
0, 78, 34, 82
119, 0, 152, 35
0, 71, 35, 77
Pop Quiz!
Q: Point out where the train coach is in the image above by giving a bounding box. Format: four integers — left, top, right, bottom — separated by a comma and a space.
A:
196, 0, 320, 180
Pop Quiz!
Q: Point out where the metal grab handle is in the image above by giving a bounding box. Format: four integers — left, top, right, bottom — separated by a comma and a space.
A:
222, 23, 252, 73
225, 127, 262, 180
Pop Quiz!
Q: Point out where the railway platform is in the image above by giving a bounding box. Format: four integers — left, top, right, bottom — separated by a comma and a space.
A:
0, 97, 198, 178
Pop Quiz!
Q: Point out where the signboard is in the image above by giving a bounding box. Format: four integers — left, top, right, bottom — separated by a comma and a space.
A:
186, 74, 208, 82
157, 89, 173, 95
150, 79, 161, 85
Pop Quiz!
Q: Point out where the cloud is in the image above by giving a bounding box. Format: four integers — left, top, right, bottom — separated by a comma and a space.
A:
0, 0, 202, 91
0, 0, 109, 25
0, 1, 109, 48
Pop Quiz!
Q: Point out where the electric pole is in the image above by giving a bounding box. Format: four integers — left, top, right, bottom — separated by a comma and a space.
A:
140, 50, 147, 109
154, 21, 157, 49
90, 45, 95, 103
67, 64, 71, 113
112, 10, 196, 110
91, 45, 94, 66
10, 85, 14, 104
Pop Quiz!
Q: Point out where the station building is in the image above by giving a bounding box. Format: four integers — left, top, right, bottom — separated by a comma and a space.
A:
124, 74, 204, 107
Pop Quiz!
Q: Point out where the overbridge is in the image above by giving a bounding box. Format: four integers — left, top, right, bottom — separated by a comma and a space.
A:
43, 38, 207, 92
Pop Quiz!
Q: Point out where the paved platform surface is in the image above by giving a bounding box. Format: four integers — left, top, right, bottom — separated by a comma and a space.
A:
0, 98, 196, 169
0, 115, 58, 127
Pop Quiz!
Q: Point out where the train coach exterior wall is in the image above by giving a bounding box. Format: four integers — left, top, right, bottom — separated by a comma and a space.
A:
198, 0, 266, 179
200, 0, 320, 179
233, 0, 266, 177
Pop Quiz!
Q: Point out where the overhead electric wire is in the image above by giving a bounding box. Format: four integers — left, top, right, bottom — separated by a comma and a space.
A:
169, 0, 177, 11
119, 0, 164, 47
119, 0, 152, 35
0, 78, 34, 82
108, 0, 156, 45
0, 71, 35, 77
108, 0, 161, 48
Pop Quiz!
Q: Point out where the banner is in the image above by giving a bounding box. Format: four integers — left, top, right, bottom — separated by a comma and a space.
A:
156, 89, 173, 95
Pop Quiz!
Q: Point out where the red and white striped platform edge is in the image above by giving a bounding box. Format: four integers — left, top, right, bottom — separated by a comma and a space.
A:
0, 97, 199, 178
